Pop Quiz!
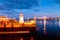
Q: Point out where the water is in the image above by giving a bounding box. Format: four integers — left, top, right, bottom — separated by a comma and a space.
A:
36, 19, 60, 40
0, 20, 60, 40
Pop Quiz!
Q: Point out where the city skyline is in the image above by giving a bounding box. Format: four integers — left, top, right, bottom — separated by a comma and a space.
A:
0, 0, 60, 18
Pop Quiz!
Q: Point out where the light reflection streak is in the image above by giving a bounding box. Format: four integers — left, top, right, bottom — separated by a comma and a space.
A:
39, 21, 43, 24
30, 37, 34, 40
43, 19, 47, 34
0, 31, 30, 34
43, 16, 47, 34
36, 27, 40, 31
59, 19, 60, 27
43, 30, 47, 34
55, 20, 59, 26
20, 37, 23, 40
43, 19, 46, 31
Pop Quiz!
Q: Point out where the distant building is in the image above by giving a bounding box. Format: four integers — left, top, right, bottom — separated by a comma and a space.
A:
0, 16, 9, 22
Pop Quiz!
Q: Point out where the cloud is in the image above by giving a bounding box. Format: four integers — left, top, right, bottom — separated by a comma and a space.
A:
0, 0, 39, 10
0, 0, 39, 18
0, 0, 60, 18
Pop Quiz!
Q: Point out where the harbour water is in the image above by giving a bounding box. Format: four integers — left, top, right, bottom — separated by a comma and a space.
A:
0, 19, 60, 40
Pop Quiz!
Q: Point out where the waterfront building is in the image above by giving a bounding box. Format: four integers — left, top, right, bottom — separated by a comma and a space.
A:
19, 13, 24, 23
0, 13, 36, 33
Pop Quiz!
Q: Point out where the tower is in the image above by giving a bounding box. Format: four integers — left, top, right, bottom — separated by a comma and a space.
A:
19, 13, 24, 23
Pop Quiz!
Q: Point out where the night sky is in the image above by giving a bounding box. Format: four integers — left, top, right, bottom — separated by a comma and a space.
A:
0, 0, 60, 18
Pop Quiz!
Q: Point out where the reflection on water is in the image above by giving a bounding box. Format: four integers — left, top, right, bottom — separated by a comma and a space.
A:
36, 19, 60, 40
39, 21, 43, 24
43, 19, 46, 31
30, 37, 34, 40
20, 37, 23, 40
43, 30, 47, 35
43, 19, 47, 34
59, 19, 60, 27
1, 20, 60, 40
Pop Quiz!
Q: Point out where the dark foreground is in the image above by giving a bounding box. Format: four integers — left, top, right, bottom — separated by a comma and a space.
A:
0, 31, 60, 40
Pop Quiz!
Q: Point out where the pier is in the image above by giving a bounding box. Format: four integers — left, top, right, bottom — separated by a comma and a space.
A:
0, 13, 36, 33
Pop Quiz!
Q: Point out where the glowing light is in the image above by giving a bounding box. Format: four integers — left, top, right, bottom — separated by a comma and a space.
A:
24, 22, 32, 24
6, 23, 12, 28
30, 20, 35, 23
13, 23, 20, 27
43, 16, 46, 19
20, 38, 23, 40
0, 31, 30, 34
19, 13, 24, 23
43, 17, 46, 31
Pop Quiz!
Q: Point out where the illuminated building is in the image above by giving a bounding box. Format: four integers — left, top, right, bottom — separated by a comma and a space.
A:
0, 12, 36, 33
19, 13, 24, 23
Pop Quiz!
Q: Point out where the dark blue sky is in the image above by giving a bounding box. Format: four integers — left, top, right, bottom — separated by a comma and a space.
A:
0, 0, 60, 18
